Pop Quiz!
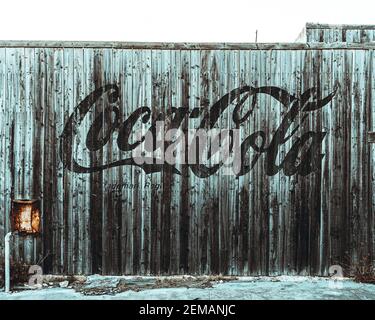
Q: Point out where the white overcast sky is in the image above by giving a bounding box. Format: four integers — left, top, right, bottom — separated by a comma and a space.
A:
0, 0, 373, 42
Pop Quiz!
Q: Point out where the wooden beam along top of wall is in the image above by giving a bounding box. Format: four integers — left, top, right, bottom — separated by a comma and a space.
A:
0, 41, 374, 50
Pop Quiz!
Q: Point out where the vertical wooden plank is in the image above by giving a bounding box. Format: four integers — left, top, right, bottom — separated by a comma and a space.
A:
19, 48, 36, 264
215, 49, 228, 274
190, 49, 204, 274
160, 49, 173, 274
71, 48, 84, 274
369, 49, 375, 263
168, 48, 181, 275
339, 49, 352, 274
61, 47, 74, 274
268, 49, 281, 275
43, 48, 57, 273
0, 47, 6, 256
199, 50, 219, 274
297, 49, 312, 275
237, 49, 252, 275
346, 30, 361, 43
109, 48, 121, 275
188, 49, 203, 275
23, 47, 38, 265
356, 50, 371, 262
140, 49, 152, 275
319, 48, 332, 275
101, 48, 114, 274
82, 48, 95, 274
332, 49, 348, 269
122, 49, 134, 274
179, 49, 190, 274
8, 48, 22, 262
280, 49, 291, 274
309, 49, 324, 275
349, 49, 362, 266
287, 49, 303, 274
52, 47, 64, 272
258, 50, 270, 275
131, 49, 143, 274
228, 49, 240, 275
248, 48, 261, 274
5, 47, 15, 257
31, 47, 49, 271
89, 48, 104, 274
186, 49, 198, 275
131, 49, 143, 275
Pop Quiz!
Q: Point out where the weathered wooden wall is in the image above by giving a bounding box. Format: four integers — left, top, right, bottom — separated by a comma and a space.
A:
0, 43, 374, 276
297, 23, 375, 43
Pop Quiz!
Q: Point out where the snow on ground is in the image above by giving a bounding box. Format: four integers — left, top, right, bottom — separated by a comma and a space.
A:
1, 276, 375, 300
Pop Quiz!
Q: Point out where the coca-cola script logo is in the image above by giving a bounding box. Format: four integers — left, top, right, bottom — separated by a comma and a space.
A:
59, 84, 337, 178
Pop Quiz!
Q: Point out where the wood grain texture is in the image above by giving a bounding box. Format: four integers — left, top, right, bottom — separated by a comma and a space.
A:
0, 46, 374, 276
302, 24, 375, 44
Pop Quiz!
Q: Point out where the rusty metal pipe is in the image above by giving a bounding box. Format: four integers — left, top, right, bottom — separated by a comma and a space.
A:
4, 232, 12, 293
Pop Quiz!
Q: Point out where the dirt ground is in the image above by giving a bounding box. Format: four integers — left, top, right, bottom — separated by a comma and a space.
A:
1, 275, 375, 300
